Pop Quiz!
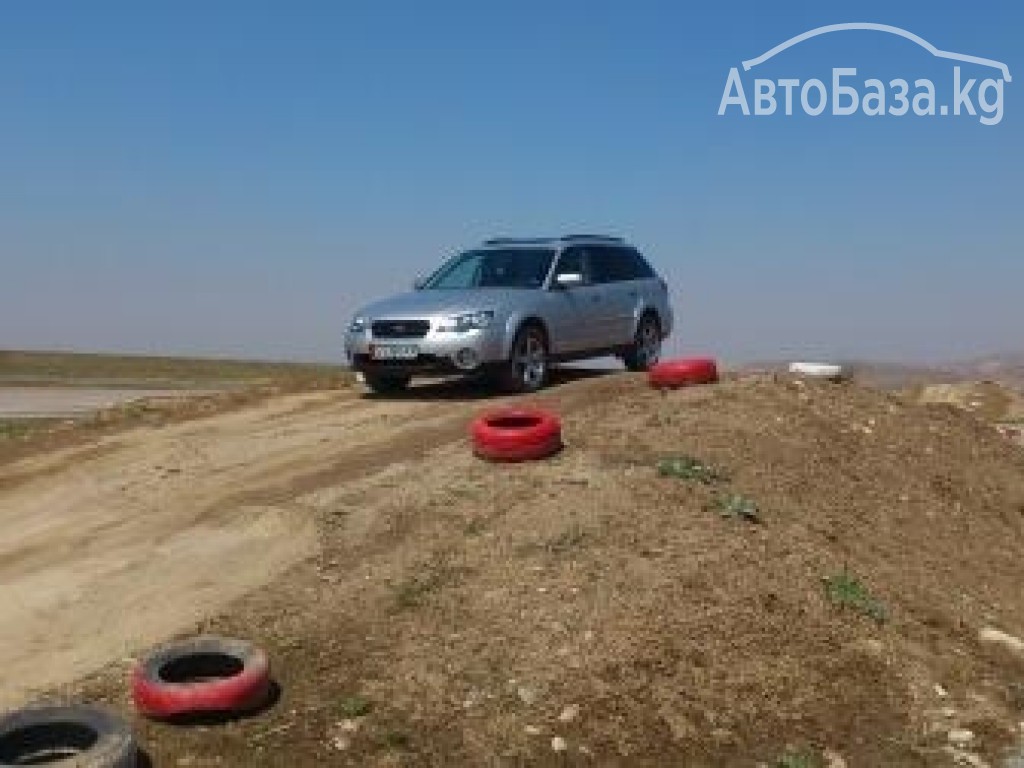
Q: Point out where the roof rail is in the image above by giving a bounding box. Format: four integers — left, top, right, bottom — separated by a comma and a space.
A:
481, 237, 554, 246
560, 234, 624, 243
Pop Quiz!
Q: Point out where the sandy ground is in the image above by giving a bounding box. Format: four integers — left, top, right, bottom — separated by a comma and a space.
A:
3, 372, 1024, 766
0, 387, 206, 418
0, 382, 490, 707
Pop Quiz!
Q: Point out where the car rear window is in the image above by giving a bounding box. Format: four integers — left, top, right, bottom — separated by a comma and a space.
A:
588, 246, 655, 283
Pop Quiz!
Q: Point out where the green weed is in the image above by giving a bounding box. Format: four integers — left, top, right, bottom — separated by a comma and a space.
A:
824, 567, 887, 624
657, 455, 729, 484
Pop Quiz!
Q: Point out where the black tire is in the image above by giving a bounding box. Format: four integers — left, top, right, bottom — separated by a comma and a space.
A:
0, 705, 137, 767
362, 373, 411, 395
497, 324, 549, 394
623, 313, 662, 372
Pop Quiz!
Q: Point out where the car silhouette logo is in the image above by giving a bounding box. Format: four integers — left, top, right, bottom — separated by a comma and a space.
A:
742, 23, 1011, 82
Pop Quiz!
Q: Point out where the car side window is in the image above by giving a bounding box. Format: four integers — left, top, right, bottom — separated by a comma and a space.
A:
621, 248, 655, 280
588, 246, 621, 283
555, 247, 588, 282
590, 246, 653, 283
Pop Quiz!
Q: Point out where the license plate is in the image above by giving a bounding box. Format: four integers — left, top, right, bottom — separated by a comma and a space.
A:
370, 344, 419, 361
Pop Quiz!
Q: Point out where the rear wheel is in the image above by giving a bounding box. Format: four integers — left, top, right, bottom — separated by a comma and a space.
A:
362, 373, 411, 394
623, 313, 662, 372
497, 325, 549, 393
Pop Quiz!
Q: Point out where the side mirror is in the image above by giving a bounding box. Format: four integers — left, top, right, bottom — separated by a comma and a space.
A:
554, 272, 584, 289
412, 276, 427, 290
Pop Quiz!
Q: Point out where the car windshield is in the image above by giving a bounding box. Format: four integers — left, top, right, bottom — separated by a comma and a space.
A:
422, 248, 555, 290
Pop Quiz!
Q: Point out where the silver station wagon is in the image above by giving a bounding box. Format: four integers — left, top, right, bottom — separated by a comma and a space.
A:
344, 234, 674, 393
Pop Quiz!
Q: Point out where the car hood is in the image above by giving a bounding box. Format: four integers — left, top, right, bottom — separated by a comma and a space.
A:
356, 289, 522, 319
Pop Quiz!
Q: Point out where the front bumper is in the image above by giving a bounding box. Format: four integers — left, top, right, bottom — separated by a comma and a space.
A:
344, 325, 506, 376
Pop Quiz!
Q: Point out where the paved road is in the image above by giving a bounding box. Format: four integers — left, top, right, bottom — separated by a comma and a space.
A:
0, 387, 197, 419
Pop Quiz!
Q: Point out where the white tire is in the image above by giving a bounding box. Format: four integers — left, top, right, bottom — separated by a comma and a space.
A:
788, 361, 846, 380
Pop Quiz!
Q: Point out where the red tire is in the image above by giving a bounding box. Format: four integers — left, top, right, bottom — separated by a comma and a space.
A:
648, 357, 719, 389
471, 408, 562, 462
132, 636, 271, 719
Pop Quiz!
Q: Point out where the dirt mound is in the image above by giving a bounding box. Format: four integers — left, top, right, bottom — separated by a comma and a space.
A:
910, 380, 1024, 422
66, 374, 1024, 766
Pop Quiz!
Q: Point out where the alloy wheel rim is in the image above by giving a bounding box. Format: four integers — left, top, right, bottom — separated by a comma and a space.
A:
515, 333, 546, 388
640, 321, 661, 366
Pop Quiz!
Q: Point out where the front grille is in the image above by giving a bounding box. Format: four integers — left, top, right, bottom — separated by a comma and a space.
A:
371, 319, 431, 339
354, 354, 451, 372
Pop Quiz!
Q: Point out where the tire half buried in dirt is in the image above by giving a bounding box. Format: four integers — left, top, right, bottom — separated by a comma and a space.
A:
788, 361, 846, 380
0, 705, 136, 768
648, 357, 719, 389
132, 635, 271, 719
471, 408, 562, 462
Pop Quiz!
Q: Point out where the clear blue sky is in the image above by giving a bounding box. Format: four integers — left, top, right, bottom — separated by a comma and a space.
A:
1, 1, 1021, 363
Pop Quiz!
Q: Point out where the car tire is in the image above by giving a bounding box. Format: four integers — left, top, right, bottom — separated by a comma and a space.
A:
648, 357, 719, 389
362, 373, 411, 394
132, 635, 272, 720
497, 324, 549, 394
788, 362, 846, 381
0, 705, 137, 767
623, 313, 662, 372
471, 408, 562, 462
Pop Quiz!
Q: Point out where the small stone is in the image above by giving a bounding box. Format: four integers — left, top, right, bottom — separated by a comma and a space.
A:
940, 706, 958, 718
339, 719, 359, 733
711, 728, 737, 746
579, 745, 593, 757
979, 627, 1024, 658
558, 704, 580, 723
948, 728, 975, 747
551, 736, 568, 752
517, 686, 538, 706
330, 734, 351, 751
822, 749, 847, 768
524, 725, 542, 736
935, 684, 950, 698
941, 748, 989, 768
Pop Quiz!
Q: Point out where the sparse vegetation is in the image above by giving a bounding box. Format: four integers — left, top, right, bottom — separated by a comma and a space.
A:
0, 420, 31, 440
383, 730, 411, 751
775, 750, 820, 768
657, 455, 729, 484
393, 557, 459, 610
338, 695, 373, 718
515, 524, 587, 557
544, 524, 586, 553
824, 567, 887, 623
713, 492, 761, 523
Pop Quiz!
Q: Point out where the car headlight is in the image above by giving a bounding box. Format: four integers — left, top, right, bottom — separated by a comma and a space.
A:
348, 316, 368, 333
436, 310, 495, 333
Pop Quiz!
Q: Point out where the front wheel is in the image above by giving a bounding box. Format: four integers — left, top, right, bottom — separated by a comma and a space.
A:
362, 373, 411, 395
497, 325, 549, 393
623, 314, 662, 372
